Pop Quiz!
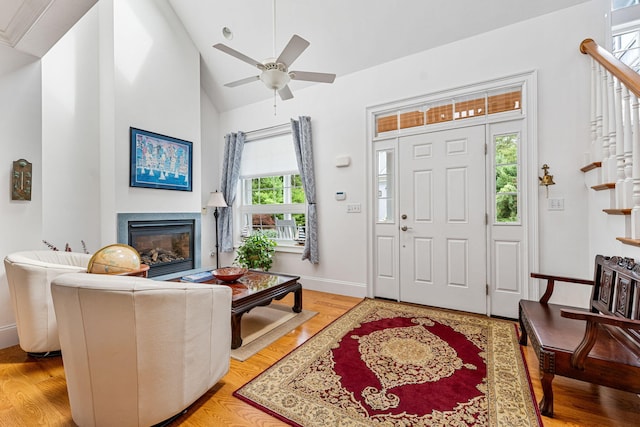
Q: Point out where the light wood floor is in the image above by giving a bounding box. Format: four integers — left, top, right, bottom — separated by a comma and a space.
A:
0, 289, 639, 426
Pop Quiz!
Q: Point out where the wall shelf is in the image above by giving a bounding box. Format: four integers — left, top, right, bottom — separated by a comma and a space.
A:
581, 162, 602, 172
603, 209, 631, 215
591, 183, 616, 191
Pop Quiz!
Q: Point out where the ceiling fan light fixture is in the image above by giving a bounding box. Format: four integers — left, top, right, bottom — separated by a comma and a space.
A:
260, 69, 290, 90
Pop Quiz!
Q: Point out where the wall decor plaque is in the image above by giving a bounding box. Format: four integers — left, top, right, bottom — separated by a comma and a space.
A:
12, 159, 32, 201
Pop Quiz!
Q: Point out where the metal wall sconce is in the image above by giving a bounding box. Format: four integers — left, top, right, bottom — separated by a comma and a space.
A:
538, 164, 555, 197
12, 159, 32, 201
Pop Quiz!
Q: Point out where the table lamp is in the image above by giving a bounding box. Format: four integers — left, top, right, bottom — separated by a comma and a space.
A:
207, 191, 228, 268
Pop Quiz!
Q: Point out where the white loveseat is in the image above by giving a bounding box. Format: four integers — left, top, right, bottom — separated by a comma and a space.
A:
4, 250, 92, 355
51, 272, 232, 427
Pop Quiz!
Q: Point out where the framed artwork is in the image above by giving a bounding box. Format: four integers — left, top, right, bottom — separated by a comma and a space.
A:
130, 127, 193, 192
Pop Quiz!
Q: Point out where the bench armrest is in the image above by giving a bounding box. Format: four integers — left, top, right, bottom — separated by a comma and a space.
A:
530, 273, 594, 303
560, 308, 640, 370
561, 308, 640, 329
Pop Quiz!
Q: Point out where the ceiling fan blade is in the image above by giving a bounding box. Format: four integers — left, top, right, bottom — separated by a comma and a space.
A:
224, 75, 260, 88
289, 71, 336, 84
278, 85, 294, 100
213, 43, 264, 69
276, 35, 310, 67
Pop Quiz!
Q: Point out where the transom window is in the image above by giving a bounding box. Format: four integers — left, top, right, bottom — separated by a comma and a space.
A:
374, 86, 522, 136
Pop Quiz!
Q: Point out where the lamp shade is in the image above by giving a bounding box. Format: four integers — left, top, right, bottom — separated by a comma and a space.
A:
207, 191, 228, 208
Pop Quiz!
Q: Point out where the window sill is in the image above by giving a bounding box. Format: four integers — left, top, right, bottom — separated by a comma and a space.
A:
275, 243, 305, 253
234, 241, 304, 254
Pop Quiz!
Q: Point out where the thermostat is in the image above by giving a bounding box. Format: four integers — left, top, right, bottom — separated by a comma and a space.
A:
335, 192, 346, 201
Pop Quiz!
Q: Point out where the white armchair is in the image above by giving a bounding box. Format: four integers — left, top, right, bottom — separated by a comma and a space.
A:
4, 251, 92, 355
51, 272, 232, 427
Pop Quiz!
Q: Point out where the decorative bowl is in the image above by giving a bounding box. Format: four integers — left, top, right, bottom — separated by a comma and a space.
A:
212, 267, 248, 282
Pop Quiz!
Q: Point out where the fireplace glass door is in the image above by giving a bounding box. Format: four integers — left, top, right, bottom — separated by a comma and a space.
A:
128, 220, 195, 277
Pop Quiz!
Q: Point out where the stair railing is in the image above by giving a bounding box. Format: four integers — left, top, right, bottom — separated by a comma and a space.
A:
580, 38, 640, 240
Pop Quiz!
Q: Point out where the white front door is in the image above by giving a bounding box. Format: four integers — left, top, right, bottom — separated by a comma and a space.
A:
398, 126, 487, 314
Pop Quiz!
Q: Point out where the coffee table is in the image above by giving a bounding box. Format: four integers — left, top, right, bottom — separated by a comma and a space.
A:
196, 270, 302, 349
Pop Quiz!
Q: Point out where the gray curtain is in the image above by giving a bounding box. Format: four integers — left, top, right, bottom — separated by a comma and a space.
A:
219, 132, 245, 252
291, 116, 318, 264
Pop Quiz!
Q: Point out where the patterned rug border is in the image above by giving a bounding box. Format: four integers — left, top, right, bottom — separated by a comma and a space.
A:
233, 298, 543, 427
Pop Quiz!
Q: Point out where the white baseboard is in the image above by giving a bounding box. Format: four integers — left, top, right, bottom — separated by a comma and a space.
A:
0, 323, 18, 350
295, 275, 367, 298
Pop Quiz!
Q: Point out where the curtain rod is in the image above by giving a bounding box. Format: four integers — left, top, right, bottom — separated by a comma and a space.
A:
243, 122, 291, 142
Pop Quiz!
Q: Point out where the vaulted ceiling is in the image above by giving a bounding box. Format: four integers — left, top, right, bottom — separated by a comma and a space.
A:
2, 0, 591, 112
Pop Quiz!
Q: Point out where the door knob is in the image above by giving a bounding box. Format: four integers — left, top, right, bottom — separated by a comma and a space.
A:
401, 226, 412, 231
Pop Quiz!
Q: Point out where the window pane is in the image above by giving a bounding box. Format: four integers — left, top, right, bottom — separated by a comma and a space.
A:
377, 149, 394, 222
425, 102, 453, 124
496, 165, 518, 192
241, 173, 307, 241
454, 95, 485, 120
495, 134, 518, 164
496, 194, 518, 222
251, 214, 276, 231
613, 0, 640, 11
494, 132, 519, 224
613, 29, 640, 72
376, 114, 398, 134
399, 110, 424, 129
487, 88, 521, 114
378, 199, 393, 222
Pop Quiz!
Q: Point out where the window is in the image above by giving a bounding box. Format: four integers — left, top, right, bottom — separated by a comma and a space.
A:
612, 1, 640, 72
374, 86, 522, 137
240, 174, 306, 241
494, 133, 519, 223
613, 0, 640, 11
238, 130, 306, 244
376, 149, 394, 223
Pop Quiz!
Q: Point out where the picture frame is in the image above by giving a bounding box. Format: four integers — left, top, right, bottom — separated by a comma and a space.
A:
130, 127, 193, 192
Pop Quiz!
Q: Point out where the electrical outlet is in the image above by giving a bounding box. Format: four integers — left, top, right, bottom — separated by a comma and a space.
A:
347, 203, 361, 213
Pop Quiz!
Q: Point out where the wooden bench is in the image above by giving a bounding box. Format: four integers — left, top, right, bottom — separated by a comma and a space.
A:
519, 254, 640, 417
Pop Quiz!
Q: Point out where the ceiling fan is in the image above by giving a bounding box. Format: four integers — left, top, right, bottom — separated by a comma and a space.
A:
212, 2, 335, 101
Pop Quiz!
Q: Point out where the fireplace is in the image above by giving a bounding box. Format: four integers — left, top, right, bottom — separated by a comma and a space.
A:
117, 213, 201, 278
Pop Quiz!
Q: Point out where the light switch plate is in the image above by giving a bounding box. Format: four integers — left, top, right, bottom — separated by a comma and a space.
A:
548, 198, 564, 210
347, 203, 361, 213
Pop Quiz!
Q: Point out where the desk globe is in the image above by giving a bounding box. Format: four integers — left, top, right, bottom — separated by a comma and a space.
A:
87, 244, 142, 274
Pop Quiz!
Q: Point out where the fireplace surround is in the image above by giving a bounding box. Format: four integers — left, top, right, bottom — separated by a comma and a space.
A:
117, 213, 201, 278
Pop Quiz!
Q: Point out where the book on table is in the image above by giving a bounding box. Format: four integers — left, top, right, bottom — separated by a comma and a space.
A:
181, 271, 215, 283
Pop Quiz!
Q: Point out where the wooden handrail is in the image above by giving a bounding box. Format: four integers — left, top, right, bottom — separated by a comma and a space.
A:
580, 38, 640, 98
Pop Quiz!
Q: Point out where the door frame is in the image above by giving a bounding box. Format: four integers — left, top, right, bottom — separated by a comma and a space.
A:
365, 71, 539, 315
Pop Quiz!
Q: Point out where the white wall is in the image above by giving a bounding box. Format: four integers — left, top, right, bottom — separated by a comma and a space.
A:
219, 1, 608, 304
107, 0, 203, 237
200, 85, 222, 268
42, 6, 101, 253
41, 0, 204, 250
0, 46, 42, 348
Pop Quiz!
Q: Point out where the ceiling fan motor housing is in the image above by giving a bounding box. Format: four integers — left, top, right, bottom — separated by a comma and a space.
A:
260, 62, 291, 90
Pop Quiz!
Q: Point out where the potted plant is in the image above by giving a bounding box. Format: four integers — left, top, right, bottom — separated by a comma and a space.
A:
234, 231, 277, 271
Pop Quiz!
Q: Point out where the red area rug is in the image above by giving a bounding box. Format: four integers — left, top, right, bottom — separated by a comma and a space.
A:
233, 298, 542, 426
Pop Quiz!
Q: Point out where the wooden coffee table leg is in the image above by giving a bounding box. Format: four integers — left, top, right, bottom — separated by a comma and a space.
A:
231, 312, 243, 349
293, 284, 302, 313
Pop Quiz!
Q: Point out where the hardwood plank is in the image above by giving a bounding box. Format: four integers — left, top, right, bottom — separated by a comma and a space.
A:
0, 289, 638, 426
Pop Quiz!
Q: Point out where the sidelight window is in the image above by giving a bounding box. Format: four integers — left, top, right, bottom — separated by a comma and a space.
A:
494, 133, 520, 223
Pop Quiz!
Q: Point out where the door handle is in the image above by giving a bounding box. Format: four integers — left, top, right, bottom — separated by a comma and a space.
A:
401, 226, 412, 231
